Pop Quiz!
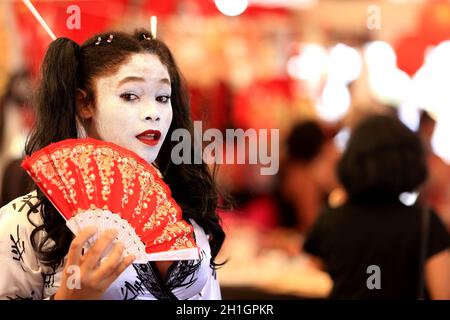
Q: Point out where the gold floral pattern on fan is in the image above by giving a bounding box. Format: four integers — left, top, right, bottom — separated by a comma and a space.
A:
95, 146, 116, 201
22, 138, 199, 261
71, 144, 96, 201
30, 143, 171, 219
118, 157, 137, 207
154, 222, 194, 246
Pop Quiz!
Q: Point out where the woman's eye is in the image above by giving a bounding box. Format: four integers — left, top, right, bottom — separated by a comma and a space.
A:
120, 93, 139, 102
156, 95, 171, 103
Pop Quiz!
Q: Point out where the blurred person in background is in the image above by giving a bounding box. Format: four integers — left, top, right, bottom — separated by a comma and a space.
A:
252, 120, 342, 256
303, 114, 450, 299
0, 70, 34, 206
418, 111, 450, 232
276, 120, 341, 233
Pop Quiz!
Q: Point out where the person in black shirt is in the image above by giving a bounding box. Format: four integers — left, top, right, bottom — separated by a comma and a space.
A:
303, 115, 450, 299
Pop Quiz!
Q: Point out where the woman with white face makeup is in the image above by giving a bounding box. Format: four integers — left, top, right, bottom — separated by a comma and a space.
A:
0, 30, 226, 300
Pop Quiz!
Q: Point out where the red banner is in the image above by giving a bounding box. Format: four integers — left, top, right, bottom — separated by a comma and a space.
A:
14, 0, 128, 75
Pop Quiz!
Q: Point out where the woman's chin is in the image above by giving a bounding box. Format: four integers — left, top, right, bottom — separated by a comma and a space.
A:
135, 148, 160, 164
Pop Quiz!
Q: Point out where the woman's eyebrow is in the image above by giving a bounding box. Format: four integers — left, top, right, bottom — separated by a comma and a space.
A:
117, 76, 171, 87
117, 76, 145, 87
159, 78, 171, 85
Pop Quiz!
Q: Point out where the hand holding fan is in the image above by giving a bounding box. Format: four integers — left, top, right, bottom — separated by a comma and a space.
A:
21, 138, 199, 263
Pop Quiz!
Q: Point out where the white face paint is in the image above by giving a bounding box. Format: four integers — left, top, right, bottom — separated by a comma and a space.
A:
90, 53, 173, 164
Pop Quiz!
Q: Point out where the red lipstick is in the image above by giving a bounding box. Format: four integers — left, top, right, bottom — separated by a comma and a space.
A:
136, 130, 161, 146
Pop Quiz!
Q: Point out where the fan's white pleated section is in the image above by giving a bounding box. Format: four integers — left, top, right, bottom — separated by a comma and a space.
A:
66, 209, 147, 263
65, 210, 200, 264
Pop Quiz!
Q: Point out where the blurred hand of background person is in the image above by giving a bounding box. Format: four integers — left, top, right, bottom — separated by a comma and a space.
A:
419, 111, 450, 232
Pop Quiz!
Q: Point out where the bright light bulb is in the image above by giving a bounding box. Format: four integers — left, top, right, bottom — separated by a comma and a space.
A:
425, 41, 450, 67
369, 68, 412, 105
328, 43, 362, 84
316, 81, 351, 122
398, 102, 421, 132
365, 41, 413, 106
432, 118, 450, 164
287, 44, 327, 81
412, 45, 450, 118
215, 0, 248, 16
364, 41, 397, 71
399, 192, 419, 206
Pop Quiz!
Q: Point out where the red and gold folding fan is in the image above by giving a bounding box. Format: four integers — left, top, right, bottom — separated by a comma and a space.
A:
21, 138, 199, 263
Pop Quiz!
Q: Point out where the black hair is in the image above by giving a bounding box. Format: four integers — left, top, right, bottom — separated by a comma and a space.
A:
25, 30, 225, 269
337, 114, 428, 201
286, 120, 325, 163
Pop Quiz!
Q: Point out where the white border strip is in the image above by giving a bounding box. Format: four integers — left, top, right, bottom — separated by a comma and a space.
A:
145, 247, 200, 262
22, 0, 57, 40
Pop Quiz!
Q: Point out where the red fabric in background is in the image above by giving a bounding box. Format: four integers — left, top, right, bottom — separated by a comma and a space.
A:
189, 81, 232, 131
419, 0, 450, 45
232, 77, 294, 130
141, 0, 288, 17
395, 0, 450, 76
14, 0, 288, 76
14, 0, 128, 75
395, 35, 429, 77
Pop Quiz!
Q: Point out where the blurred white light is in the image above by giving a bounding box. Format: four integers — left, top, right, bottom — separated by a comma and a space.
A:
411, 42, 450, 118
398, 102, 421, 132
431, 119, 450, 164
364, 41, 413, 106
424, 41, 450, 66
287, 44, 327, 81
316, 81, 351, 122
334, 127, 350, 152
364, 41, 397, 71
369, 67, 412, 105
403, 41, 450, 163
410, 65, 434, 111
215, 0, 248, 16
399, 192, 419, 206
328, 43, 362, 84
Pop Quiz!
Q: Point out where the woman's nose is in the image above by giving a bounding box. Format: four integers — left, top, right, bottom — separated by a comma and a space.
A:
140, 102, 160, 121
145, 115, 160, 121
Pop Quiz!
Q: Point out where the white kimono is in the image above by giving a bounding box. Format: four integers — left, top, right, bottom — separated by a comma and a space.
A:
0, 191, 221, 300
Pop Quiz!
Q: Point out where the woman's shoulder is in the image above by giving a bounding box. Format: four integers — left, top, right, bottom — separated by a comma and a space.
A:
0, 190, 41, 215
0, 191, 48, 282
171, 219, 221, 300
189, 219, 212, 255
0, 191, 42, 235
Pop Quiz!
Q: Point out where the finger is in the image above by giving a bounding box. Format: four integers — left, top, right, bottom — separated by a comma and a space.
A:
99, 254, 135, 290
82, 229, 118, 270
92, 241, 125, 281
66, 226, 97, 267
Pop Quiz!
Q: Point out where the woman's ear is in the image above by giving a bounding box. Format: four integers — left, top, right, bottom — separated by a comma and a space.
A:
76, 89, 95, 120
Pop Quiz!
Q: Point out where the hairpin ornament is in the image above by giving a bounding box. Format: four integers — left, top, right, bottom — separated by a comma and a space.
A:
95, 34, 113, 46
